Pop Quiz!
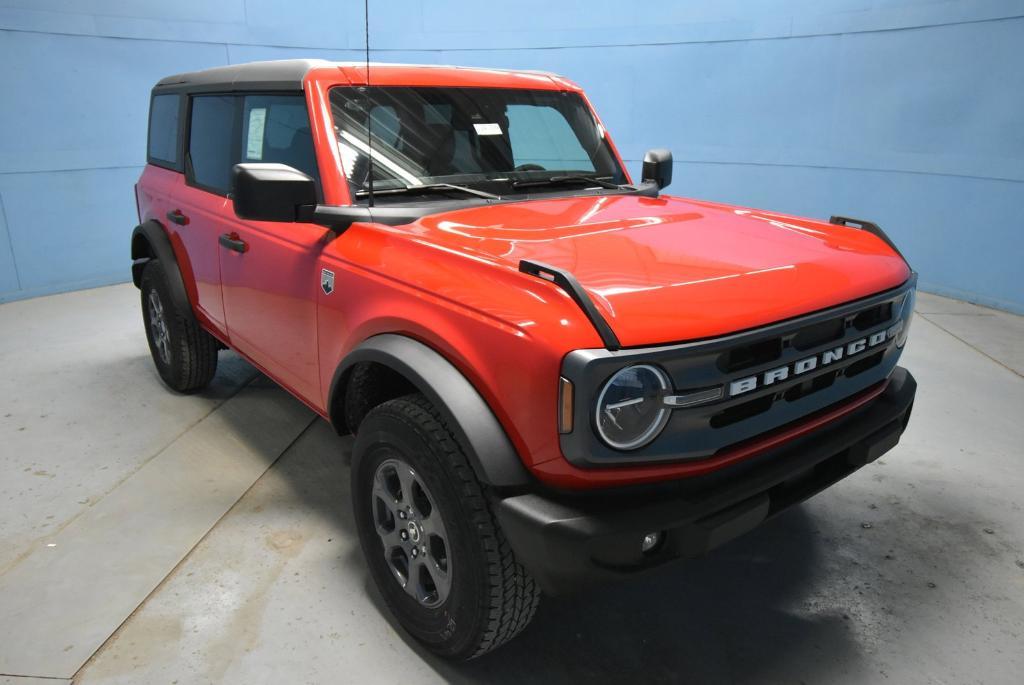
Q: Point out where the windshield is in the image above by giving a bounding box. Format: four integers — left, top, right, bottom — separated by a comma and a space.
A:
329, 86, 627, 201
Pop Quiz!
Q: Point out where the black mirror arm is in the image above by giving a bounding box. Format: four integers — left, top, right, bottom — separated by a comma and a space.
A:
303, 205, 369, 233
307, 204, 444, 232
630, 180, 662, 198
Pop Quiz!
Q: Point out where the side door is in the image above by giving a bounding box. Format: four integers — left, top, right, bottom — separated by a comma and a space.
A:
217, 93, 328, 407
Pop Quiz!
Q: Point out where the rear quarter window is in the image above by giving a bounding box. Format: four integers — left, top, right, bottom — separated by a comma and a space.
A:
148, 94, 181, 169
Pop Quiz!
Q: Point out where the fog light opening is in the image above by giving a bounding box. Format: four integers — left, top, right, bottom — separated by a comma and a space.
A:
641, 531, 665, 554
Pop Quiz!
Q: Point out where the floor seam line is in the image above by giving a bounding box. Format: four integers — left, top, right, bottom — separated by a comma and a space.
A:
917, 312, 1022, 379
0, 191, 21, 290
0, 371, 259, 579
68, 415, 319, 682
0, 674, 68, 680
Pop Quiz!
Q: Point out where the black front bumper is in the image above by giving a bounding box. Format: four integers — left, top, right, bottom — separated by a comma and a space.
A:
496, 367, 917, 595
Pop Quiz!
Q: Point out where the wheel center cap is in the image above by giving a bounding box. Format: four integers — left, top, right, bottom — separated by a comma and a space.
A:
407, 521, 420, 543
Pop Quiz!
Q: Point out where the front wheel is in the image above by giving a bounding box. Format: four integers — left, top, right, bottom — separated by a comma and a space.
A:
352, 394, 540, 659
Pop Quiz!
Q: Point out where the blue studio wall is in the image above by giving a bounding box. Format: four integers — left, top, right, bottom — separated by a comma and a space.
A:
1, 1, 1022, 311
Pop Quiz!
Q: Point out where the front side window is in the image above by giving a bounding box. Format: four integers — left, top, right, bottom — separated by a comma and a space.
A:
186, 93, 319, 198
241, 95, 321, 192
329, 87, 626, 202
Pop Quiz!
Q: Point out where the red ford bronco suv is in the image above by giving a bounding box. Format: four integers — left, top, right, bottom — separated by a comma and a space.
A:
132, 60, 917, 659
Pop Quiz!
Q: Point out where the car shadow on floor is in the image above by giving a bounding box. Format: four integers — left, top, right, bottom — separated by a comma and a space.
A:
339, 477, 871, 683
256, 413, 873, 684
432, 509, 870, 684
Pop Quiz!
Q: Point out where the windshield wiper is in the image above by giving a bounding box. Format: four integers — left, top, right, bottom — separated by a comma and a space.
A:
511, 174, 625, 190
356, 182, 500, 200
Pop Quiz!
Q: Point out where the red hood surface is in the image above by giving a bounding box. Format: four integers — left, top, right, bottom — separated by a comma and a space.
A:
404, 194, 911, 347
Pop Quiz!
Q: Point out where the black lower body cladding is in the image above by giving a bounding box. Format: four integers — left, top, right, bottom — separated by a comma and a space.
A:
496, 367, 916, 595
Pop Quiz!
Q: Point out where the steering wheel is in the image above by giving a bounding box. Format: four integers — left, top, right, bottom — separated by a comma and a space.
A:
514, 164, 546, 172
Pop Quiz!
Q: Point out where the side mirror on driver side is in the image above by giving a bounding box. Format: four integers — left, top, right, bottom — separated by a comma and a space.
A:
231, 163, 317, 222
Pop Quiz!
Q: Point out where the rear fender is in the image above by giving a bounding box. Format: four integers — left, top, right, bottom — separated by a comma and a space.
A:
130, 220, 191, 315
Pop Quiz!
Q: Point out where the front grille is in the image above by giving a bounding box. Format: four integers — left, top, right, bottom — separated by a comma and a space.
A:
710, 394, 773, 428
716, 300, 896, 376
783, 369, 839, 402
717, 337, 781, 373
791, 318, 845, 351
709, 301, 899, 430
845, 349, 885, 378
560, 279, 915, 467
713, 368, 845, 429
852, 302, 893, 331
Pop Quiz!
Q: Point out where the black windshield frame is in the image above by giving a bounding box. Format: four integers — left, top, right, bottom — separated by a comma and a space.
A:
328, 86, 627, 203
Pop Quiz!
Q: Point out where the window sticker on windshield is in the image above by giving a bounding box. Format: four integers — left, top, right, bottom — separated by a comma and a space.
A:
473, 122, 503, 136
246, 108, 267, 160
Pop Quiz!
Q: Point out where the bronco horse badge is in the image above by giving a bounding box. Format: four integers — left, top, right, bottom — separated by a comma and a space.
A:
321, 268, 335, 295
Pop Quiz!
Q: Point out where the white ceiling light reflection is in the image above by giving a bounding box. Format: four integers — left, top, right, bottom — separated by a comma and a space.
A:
594, 264, 796, 297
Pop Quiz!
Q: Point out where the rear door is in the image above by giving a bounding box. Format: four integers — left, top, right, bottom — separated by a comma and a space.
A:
171, 93, 240, 332
138, 93, 198, 312
216, 93, 327, 406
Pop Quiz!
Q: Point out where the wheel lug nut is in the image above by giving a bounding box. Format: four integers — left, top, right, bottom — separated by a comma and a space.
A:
421, 546, 427, 555
400, 530, 408, 541
411, 547, 419, 558
398, 511, 406, 520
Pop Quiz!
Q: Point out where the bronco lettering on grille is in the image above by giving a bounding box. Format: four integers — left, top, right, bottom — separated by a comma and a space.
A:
728, 328, 894, 397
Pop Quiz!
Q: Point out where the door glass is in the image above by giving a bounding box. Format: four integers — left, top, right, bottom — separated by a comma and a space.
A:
241, 95, 321, 195
188, 95, 239, 195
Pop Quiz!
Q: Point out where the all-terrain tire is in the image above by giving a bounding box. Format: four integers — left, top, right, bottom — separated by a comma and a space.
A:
352, 393, 540, 659
140, 259, 218, 393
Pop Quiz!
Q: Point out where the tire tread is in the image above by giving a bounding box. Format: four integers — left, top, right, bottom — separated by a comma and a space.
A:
373, 394, 540, 658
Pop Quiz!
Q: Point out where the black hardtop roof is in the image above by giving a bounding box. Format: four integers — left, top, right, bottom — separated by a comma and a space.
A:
152, 59, 567, 95
153, 59, 332, 93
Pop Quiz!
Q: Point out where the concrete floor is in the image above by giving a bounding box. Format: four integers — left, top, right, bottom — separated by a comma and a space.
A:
1, 284, 1022, 684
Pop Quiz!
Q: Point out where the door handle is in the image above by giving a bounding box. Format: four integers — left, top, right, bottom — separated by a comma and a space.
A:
219, 232, 248, 253
166, 209, 189, 225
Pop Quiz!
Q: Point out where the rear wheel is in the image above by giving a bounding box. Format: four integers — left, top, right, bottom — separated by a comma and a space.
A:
140, 260, 218, 393
352, 394, 540, 659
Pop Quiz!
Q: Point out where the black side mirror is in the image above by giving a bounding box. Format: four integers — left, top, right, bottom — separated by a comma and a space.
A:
231, 163, 316, 222
641, 148, 673, 190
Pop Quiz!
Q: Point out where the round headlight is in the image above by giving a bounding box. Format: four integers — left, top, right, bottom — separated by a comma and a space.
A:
595, 364, 672, 450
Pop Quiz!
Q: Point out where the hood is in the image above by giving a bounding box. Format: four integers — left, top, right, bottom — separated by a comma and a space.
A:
405, 194, 911, 347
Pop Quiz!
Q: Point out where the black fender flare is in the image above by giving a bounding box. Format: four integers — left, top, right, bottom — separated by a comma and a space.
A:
330, 334, 532, 489
130, 220, 192, 315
